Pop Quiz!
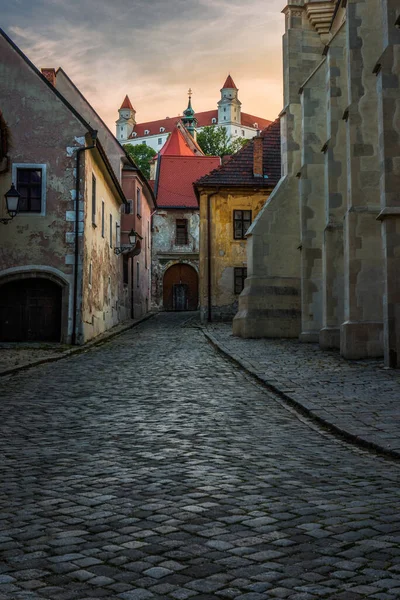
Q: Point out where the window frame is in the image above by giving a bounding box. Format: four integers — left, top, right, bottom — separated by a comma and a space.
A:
91, 174, 96, 226
101, 201, 105, 237
234, 267, 247, 295
12, 163, 47, 216
136, 187, 142, 217
233, 209, 252, 240
109, 213, 113, 248
175, 218, 188, 245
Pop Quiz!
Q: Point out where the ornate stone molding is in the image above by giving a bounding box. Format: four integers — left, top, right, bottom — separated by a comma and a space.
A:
305, 1, 336, 36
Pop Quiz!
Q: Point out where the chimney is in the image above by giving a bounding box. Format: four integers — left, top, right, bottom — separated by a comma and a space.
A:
41, 68, 56, 86
253, 131, 263, 177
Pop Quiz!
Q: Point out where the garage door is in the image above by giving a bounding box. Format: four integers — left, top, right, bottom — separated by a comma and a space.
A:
0, 278, 62, 342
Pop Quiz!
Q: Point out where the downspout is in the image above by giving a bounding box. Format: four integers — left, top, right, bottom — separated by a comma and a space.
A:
207, 191, 218, 322
72, 132, 98, 345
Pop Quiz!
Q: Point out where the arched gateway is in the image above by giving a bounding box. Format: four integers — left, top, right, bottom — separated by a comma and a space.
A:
0, 277, 62, 342
163, 264, 198, 311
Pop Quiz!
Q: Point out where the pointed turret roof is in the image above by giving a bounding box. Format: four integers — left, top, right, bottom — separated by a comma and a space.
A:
120, 95, 134, 111
222, 74, 237, 90
160, 126, 197, 157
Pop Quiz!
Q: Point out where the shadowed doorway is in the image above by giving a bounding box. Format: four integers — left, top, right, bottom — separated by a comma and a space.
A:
163, 264, 198, 311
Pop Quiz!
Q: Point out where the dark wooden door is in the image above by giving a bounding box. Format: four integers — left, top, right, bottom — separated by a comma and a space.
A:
0, 278, 62, 342
163, 264, 198, 311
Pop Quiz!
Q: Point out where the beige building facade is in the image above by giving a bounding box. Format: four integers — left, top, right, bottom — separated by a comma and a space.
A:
234, 0, 400, 367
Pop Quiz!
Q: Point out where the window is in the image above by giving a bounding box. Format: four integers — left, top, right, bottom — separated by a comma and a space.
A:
234, 267, 247, 294
123, 255, 129, 285
15, 166, 44, 213
137, 187, 142, 217
110, 214, 113, 248
116, 222, 120, 248
224, 116, 226, 120
91, 174, 96, 225
233, 210, 252, 239
142, 141, 146, 145
136, 262, 139, 288
158, 138, 162, 145
101, 201, 105, 237
144, 129, 149, 135
89, 261, 92, 287
145, 236, 148, 268
242, 130, 245, 136
224, 108, 226, 112
176, 219, 188, 245
211, 117, 217, 124
160, 127, 165, 132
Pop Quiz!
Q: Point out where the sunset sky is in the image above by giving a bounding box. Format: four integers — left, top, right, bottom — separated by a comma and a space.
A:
2, 0, 287, 130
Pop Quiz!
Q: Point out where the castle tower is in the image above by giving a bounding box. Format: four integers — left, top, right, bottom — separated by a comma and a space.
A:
181, 88, 198, 138
116, 95, 136, 141
217, 75, 241, 126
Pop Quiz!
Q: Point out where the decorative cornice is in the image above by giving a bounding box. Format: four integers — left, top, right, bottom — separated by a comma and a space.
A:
306, 1, 336, 36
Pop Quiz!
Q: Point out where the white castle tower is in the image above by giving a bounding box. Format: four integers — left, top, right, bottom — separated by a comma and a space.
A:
116, 95, 136, 142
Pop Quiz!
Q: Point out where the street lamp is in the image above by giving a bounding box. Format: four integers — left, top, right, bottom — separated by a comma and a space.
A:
1, 183, 20, 224
114, 228, 140, 255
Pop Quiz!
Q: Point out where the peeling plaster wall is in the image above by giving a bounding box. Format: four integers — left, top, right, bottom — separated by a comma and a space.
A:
80, 149, 125, 343
151, 209, 199, 311
0, 34, 89, 343
198, 190, 268, 323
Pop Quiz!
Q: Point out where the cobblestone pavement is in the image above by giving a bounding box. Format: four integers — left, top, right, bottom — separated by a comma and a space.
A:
206, 324, 400, 459
1, 313, 400, 600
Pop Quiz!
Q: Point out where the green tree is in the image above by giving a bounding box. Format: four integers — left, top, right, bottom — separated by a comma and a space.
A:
124, 143, 156, 179
196, 126, 248, 158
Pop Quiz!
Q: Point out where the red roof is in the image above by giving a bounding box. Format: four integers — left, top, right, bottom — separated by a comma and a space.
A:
160, 127, 197, 157
129, 111, 271, 139
222, 74, 237, 90
120, 95, 134, 110
195, 119, 281, 189
156, 156, 220, 208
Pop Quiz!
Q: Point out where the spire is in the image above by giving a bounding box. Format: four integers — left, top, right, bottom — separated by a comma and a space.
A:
182, 87, 197, 136
222, 74, 237, 90
119, 95, 134, 111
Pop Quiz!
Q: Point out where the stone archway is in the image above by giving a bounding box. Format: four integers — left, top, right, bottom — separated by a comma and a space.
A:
0, 274, 65, 342
163, 263, 198, 311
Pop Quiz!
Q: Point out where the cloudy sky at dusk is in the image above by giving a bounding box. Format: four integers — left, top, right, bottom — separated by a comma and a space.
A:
2, 0, 287, 130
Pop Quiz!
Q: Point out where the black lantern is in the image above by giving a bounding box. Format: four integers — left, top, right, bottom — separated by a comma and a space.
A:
1, 183, 20, 224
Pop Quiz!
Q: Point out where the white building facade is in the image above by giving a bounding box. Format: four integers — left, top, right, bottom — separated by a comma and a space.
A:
116, 76, 271, 153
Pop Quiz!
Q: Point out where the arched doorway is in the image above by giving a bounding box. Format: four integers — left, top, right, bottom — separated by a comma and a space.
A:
0, 278, 62, 342
163, 264, 198, 311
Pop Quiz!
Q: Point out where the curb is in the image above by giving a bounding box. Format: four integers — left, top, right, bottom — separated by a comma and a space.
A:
203, 329, 400, 462
0, 312, 156, 378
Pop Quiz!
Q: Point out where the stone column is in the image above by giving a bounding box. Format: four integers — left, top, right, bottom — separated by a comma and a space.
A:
319, 26, 347, 349
233, 1, 326, 338
340, 0, 384, 359
299, 61, 326, 342
376, 0, 400, 366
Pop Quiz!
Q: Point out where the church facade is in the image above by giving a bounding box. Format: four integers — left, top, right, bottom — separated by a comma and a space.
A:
116, 76, 271, 153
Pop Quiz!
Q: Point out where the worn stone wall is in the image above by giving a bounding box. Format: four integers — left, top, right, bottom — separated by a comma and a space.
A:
0, 33, 89, 343
340, 0, 385, 359
151, 209, 199, 311
233, 2, 325, 339
299, 59, 326, 342
198, 189, 268, 323
320, 25, 347, 349
376, 0, 400, 367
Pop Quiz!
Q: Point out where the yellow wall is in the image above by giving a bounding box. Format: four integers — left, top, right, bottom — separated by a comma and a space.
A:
199, 188, 270, 321
81, 148, 124, 342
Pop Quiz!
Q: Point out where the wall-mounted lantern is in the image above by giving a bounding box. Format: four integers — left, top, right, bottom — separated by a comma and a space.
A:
1, 183, 20, 224
114, 228, 139, 255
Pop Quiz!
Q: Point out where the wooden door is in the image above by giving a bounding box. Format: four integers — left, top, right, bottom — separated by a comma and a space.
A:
163, 264, 198, 311
0, 278, 62, 342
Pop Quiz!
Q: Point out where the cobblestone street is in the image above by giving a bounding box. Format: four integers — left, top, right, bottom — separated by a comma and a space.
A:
1, 313, 400, 600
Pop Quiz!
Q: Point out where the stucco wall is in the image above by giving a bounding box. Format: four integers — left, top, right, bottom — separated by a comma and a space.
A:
198, 190, 268, 322
0, 33, 90, 343
152, 209, 199, 311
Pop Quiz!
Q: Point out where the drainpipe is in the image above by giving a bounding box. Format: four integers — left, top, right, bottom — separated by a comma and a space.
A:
207, 192, 218, 322
72, 132, 98, 345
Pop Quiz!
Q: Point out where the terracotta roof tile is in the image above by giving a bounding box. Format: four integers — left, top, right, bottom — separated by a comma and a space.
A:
120, 95, 134, 110
194, 119, 281, 189
222, 74, 238, 89
129, 111, 271, 138
156, 156, 220, 208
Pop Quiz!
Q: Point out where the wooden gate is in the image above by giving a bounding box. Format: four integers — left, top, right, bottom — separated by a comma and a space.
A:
163, 264, 198, 311
0, 278, 62, 342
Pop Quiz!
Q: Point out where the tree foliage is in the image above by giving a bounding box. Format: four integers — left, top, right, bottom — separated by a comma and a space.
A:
124, 143, 156, 179
196, 126, 248, 158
